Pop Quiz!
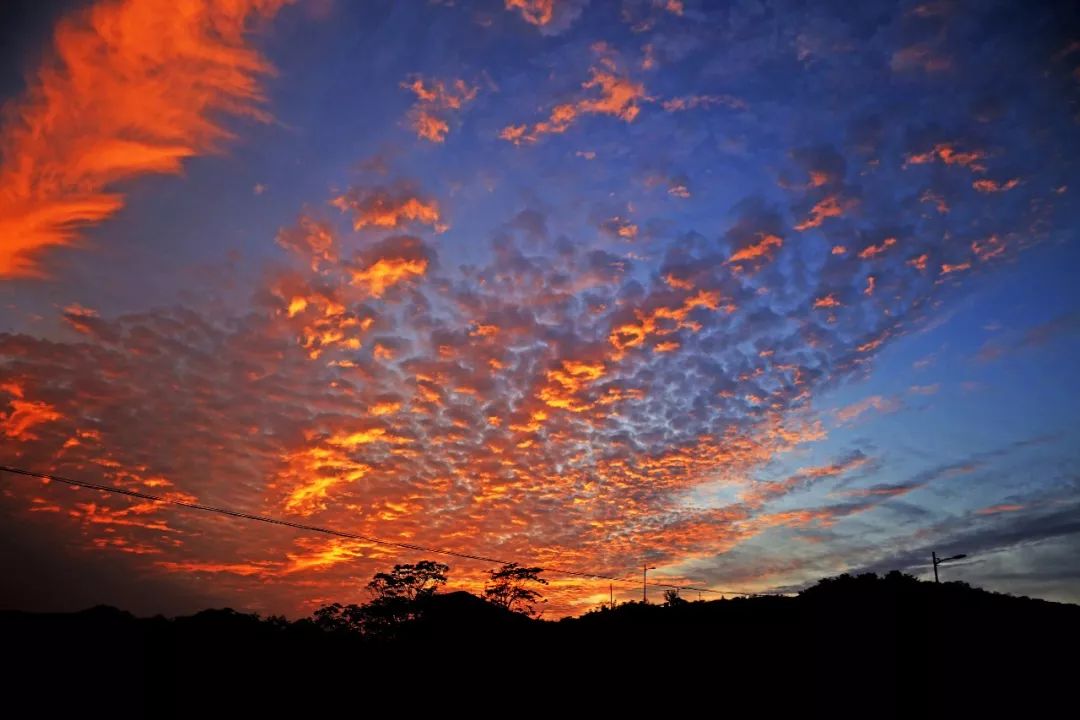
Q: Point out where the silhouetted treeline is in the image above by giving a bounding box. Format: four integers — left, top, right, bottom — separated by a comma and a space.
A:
3, 570, 1076, 717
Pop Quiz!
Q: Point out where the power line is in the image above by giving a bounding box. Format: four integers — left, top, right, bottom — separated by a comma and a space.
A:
0, 464, 754, 598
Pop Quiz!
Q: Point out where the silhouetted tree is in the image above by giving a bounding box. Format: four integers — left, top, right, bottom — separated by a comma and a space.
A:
264, 614, 292, 631
483, 563, 548, 617
663, 589, 687, 606
362, 560, 450, 632
311, 603, 366, 632
367, 560, 449, 602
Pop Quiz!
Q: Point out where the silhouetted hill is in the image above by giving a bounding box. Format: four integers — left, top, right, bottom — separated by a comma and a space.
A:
2, 573, 1076, 716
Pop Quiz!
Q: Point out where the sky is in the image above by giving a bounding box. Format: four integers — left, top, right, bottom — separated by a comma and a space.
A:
1, 0, 1078, 618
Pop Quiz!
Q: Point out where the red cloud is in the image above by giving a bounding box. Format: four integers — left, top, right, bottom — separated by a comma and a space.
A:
2, 383, 62, 441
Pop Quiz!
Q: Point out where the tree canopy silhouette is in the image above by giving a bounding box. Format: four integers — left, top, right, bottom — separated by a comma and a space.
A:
361, 560, 450, 631
663, 588, 687, 606
367, 560, 449, 602
483, 562, 548, 617
307, 560, 452, 636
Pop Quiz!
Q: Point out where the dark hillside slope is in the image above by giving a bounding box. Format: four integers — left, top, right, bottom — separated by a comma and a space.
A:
2, 573, 1076, 715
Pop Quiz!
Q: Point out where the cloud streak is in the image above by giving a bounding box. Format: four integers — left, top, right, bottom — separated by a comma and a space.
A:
0, 0, 288, 277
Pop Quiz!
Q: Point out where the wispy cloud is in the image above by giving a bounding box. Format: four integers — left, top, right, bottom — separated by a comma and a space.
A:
0, 0, 288, 277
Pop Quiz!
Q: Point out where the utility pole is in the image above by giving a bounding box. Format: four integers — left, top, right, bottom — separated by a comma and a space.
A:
610, 583, 613, 611
642, 563, 656, 603
932, 551, 938, 583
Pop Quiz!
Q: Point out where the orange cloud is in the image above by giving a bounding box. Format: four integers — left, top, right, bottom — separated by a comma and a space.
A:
277, 216, 338, 271
278, 443, 372, 516
663, 273, 694, 290
602, 216, 639, 239
858, 237, 897, 260
905, 143, 987, 172
505, 0, 554, 26
498, 125, 529, 144
271, 277, 372, 360
500, 63, 647, 144
972, 235, 1006, 262
856, 332, 889, 353
973, 178, 1020, 193
668, 182, 691, 198
728, 234, 783, 266
794, 195, 846, 231
331, 186, 445, 232
812, 294, 841, 309
410, 113, 449, 144
350, 235, 432, 298
401, 77, 478, 143
61, 303, 102, 334
538, 359, 607, 412
503, 0, 584, 34
940, 261, 971, 275
1, 385, 63, 440
0, 0, 288, 278
284, 538, 374, 573
370, 401, 402, 416
908, 253, 929, 272
157, 561, 275, 577
920, 189, 950, 214
609, 290, 729, 354
835, 395, 900, 424
579, 69, 646, 120
755, 506, 865, 531
352, 257, 428, 297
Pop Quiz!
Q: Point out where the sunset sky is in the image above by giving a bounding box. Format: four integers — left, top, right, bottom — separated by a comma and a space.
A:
1, 0, 1078, 618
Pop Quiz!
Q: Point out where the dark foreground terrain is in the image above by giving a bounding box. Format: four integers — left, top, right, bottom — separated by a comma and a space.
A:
3, 572, 1077, 716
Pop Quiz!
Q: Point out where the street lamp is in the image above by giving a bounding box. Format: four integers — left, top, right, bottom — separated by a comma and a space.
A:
931, 551, 967, 583
643, 564, 656, 603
